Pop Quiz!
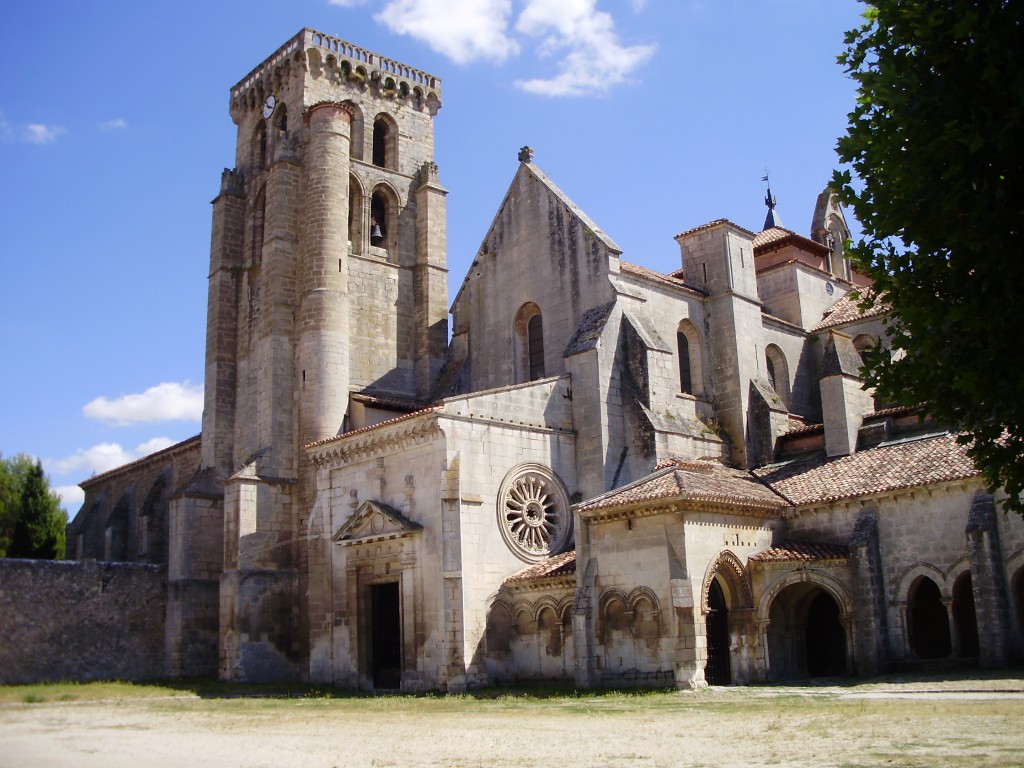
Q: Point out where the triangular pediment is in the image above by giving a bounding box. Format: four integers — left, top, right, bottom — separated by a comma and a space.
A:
332, 500, 423, 546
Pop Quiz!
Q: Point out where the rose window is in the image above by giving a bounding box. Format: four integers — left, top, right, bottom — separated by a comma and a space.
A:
497, 465, 572, 562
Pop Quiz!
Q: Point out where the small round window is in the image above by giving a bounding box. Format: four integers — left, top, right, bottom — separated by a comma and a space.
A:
497, 464, 572, 563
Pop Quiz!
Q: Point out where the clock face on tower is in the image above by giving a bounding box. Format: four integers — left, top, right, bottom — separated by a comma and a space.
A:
262, 95, 277, 119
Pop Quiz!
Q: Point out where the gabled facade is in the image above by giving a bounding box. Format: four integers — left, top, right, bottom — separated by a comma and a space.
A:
68, 29, 1024, 691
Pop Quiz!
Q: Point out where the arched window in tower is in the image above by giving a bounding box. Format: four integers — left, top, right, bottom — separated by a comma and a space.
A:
348, 175, 364, 254
273, 103, 287, 134
765, 344, 790, 408
372, 115, 398, 170
252, 122, 267, 173
676, 319, 703, 396
370, 191, 388, 249
514, 303, 545, 382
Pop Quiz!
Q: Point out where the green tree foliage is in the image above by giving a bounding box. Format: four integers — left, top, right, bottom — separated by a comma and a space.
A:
0, 454, 67, 559
833, 1, 1024, 514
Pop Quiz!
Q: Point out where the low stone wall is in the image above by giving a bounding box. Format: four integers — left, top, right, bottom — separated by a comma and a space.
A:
0, 559, 167, 684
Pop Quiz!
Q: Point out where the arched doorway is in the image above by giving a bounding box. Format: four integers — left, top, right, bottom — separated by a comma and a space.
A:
907, 576, 951, 659
767, 583, 847, 680
705, 578, 731, 685
952, 572, 979, 658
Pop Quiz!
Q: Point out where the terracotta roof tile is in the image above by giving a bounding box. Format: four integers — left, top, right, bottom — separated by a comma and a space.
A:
752, 226, 793, 248
674, 218, 729, 239
619, 261, 707, 296
304, 406, 442, 448
578, 460, 786, 514
504, 550, 577, 584
749, 541, 850, 563
813, 290, 889, 331
754, 432, 978, 506
753, 226, 830, 256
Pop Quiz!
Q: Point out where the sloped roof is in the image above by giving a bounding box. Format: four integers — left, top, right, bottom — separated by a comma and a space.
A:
619, 261, 707, 297
814, 290, 889, 332
754, 432, 978, 506
748, 541, 850, 563
577, 460, 787, 515
504, 550, 577, 584
753, 226, 830, 255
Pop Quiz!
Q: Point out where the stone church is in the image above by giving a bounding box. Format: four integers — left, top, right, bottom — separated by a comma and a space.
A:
68, 28, 1024, 691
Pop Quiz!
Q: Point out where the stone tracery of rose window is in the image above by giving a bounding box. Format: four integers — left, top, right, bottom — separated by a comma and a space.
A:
498, 465, 572, 563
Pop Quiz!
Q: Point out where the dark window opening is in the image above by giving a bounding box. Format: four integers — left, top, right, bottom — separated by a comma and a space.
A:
370, 193, 387, 247
253, 123, 267, 172
528, 313, 545, 381
372, 118, 389, 168
677, 332, 692, 394
766, 355, 776, 392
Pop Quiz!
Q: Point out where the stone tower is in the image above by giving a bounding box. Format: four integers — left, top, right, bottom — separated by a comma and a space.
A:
167, 29, 448, 680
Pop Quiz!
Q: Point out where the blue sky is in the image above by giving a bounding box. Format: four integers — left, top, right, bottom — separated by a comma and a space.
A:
0, 0, 865, 518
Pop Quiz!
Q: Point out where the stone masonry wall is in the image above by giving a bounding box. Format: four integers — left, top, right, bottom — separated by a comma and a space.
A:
0, 559, 166, 684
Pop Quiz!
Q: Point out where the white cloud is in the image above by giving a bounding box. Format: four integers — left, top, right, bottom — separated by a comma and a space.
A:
513, 0, 656, 96
83, 381, 204, 426
328, 0, 369, 5
54, 485, 85, 514
374, 0, 519, 64
100, 117, 127, 130
23, 123, 65, 144
47, 438, 178, 478
48, 442, 135, 476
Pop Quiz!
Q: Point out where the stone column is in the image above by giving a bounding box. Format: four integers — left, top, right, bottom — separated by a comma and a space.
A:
965, 491, 1011, 666
299, 102, 353, 448
201, 168, 246, 477
299, 102, 354, 683
413, 161, 449, 399
849, 509, 888, 675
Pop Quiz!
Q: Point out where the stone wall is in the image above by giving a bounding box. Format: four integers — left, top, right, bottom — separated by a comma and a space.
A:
0, 559, 166, 684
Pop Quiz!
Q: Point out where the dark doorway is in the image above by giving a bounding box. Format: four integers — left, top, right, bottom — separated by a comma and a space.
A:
371, 582, 401, 689
805, 591, 847, 676
952, 573, 980, 658
705, 579, 731, 686
908, 577, 951, 659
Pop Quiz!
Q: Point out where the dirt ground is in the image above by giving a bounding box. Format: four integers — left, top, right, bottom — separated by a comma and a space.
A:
3, 675, 1024, 768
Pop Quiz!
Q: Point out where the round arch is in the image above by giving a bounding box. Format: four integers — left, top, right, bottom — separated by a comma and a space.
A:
756, 569, 855, 623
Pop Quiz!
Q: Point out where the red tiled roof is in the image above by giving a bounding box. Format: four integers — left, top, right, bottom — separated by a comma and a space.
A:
813, 290, 889, 331
619, 261, 707, 296
578, 460, 786, 515
504, 550, 577, 584
304, 406, 443, 448
752, 226, 792, 248
754, 432, 978, 506
749, 541, 850, 563
674, 218, 729, 239
753, 226, 830, 255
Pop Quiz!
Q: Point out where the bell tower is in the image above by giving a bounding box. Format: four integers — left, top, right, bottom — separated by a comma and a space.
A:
167, 29, 449, 681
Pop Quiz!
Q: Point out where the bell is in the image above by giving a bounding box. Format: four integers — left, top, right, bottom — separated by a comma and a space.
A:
370, 223, 384, 242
